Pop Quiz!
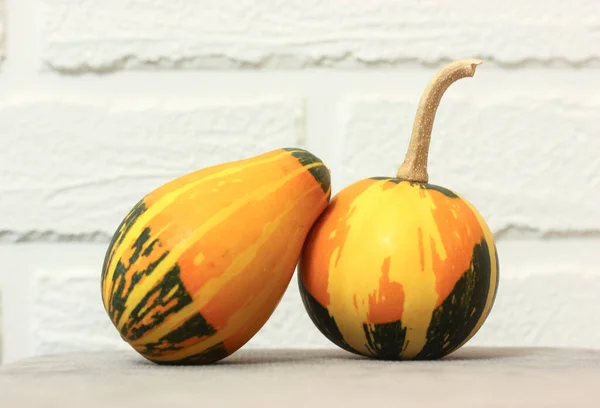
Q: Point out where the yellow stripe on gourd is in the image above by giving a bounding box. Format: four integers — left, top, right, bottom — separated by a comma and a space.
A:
326, 181, 449, 359
133, 283, 181, 320
102, 149, 301, 310
103, 221, 173, 312
116, 162, 323, 331
193, 253, 205, 266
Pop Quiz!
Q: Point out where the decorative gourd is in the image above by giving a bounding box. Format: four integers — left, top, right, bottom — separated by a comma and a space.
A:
101, 148, 331, 364
298, 59, 499, 360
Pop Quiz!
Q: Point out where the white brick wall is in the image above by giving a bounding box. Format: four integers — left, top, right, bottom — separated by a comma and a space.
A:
0, 97, 302, 235
0, 1, 5, 62
2, 241, 599, 364
0, 289, 3, 363
41, 0, 600, 71
1, 0, 600, 364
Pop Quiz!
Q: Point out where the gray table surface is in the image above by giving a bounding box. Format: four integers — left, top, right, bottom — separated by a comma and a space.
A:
1, 347, 599, 407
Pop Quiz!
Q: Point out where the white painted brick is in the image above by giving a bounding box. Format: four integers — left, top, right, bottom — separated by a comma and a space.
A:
32, 271, 600, 356
341, 92, 600, 234
32, 269, 128, 356
30, 268, 331, 357
0, 97, 303, 236
0, 1, 4, 62
29, 263, 600, 356
41, 0, 600, 71
246, 280, 333, 350
0, 288, 3, 363
470, 274, 600, 349
4, 240, 597, 361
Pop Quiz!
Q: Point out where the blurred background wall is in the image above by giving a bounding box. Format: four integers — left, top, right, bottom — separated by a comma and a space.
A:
0, 0, 599, 364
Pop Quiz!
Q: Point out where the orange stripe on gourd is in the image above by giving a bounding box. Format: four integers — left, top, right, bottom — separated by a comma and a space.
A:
367, 256, 405, 324
427, 188, 484, 307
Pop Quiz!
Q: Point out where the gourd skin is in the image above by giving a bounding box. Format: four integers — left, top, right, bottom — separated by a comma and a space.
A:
298, 177, 499, 360
101, 148, 331, 364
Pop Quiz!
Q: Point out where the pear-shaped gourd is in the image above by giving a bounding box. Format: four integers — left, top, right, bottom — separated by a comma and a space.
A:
299, 60, 499, 360
101, 148, 331, 364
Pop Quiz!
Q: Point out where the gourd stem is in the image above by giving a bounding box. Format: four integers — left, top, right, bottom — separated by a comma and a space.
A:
396, 59, 482, 183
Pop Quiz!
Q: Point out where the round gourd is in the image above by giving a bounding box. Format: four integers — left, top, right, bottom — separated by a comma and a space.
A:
298, 59, 499, 360
101, 148, 331, 364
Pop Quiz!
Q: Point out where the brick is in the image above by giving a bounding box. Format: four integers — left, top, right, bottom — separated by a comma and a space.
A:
246, 282, 333, 349
4, 240, 596, 359
470, 274, 600, 349
0, 288, 3, 363
0, 1, 4, 62
0, 97, 303, 236
32, 268, 129, 355
41, 0, 600, 71
29, 267, 332, 356
22, 240, 600, 356
340, 92, 600, 233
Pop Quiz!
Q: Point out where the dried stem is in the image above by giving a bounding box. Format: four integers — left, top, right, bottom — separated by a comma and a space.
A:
396, 59, 482, 183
